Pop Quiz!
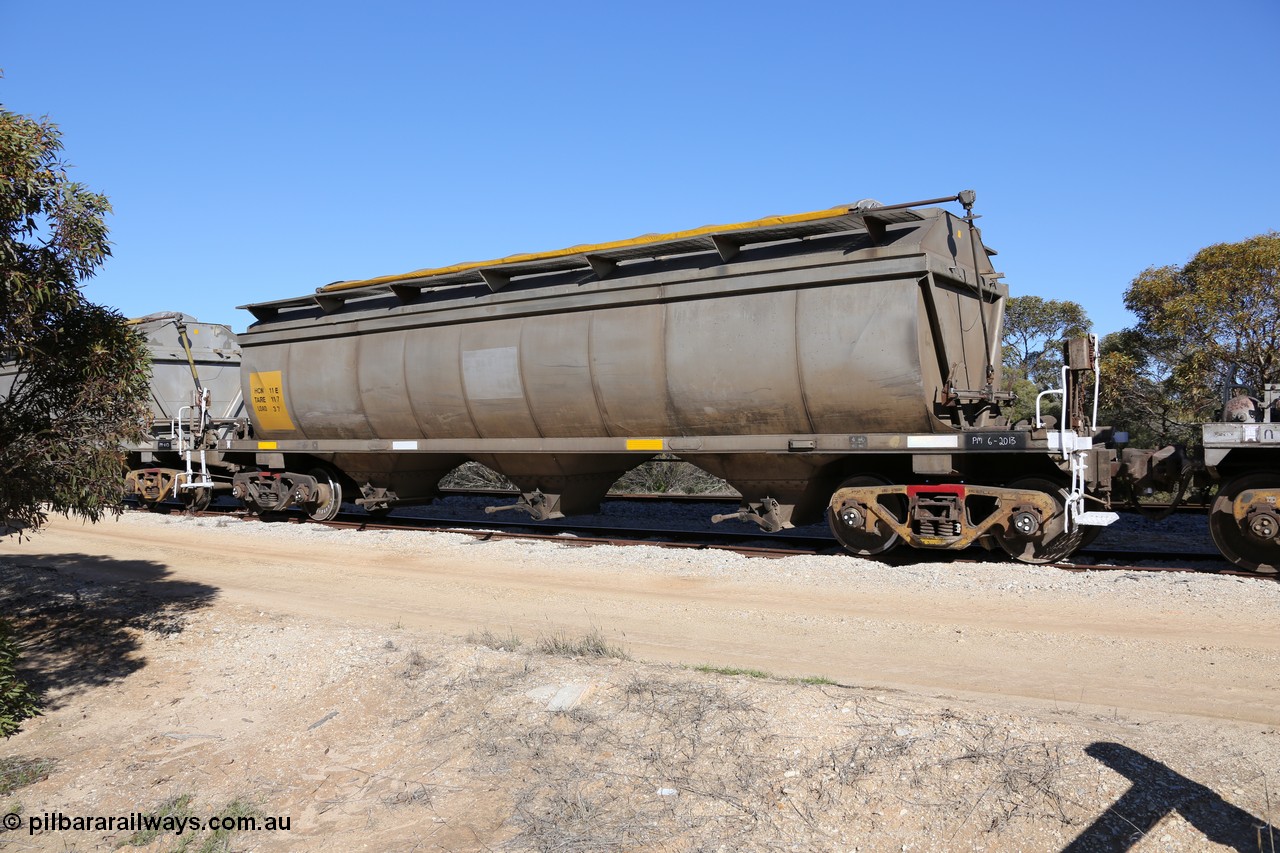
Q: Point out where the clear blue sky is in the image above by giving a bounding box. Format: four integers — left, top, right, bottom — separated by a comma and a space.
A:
3, 1, 1276, 337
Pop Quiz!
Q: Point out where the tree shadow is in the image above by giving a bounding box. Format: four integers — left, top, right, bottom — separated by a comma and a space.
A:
0, 553, 218, 710
1064, 741, 1277, 852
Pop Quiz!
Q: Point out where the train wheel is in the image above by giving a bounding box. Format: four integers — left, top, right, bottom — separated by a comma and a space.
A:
306, 469, 343, 522
180, 487, 212, 513
997, 477, 1082, 564
1209, 472, 1279, 574
1077, 523, 1104, 549
828, 475, 905, 556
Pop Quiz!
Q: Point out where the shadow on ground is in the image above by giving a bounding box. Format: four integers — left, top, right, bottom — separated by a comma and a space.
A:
0, 553, 217, 710
1064, 742, 1277, 852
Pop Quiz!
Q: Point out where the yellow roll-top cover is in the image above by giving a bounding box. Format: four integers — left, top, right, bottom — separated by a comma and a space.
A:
319, 203, 886, 294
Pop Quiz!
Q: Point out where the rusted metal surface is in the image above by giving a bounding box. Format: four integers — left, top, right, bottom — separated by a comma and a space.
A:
1191, 386, 1280, 572
123, 468, 179, 506
1208, 473, 1279, 573
829, 482, 1063, 556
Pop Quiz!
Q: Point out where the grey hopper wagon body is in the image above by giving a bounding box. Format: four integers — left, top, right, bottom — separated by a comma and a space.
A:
128, 312, 242, 428
223, 192, 1118, 562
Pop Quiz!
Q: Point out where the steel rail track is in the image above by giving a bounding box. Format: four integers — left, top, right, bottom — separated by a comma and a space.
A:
128, 499, 1277, 581
437, 488, 1213, 514
269, 508, 844, 559
267, 512, 1277, 579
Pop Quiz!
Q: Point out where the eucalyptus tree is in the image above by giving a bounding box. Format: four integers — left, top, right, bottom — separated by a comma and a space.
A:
0, 102, 150, 535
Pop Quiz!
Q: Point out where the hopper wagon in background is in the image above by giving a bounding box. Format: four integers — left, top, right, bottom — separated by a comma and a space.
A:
220, 191, 1122, 563
1116, 388, 1280, 574
0, 312, 246, 512
120, 312, 246, 510
1196, 387, 1280, 572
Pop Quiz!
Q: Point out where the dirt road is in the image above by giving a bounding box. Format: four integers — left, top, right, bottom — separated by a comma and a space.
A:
4, 512, 1280, 851
7, 512, 1279, 725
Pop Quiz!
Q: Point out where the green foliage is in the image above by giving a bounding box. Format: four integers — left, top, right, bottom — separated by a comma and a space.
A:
1001, 296, 1091, 425
0, 100, 151, 534
1100, 232, 1280, 446
1002, 296, 1092, 387
0, 757, 53, 796
1099, 329, 1211, 447
0, 619, 40, 738
794, 674, 837, 685
189, 798, 263, 853
119, 794, 266, 852
118, 794, 195, 847
1121, 232, 1280, 409
692, 664, 773, 679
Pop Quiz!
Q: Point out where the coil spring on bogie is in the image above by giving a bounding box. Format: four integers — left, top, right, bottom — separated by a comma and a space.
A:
916, 518, 961, 537
913, 494, 962, 538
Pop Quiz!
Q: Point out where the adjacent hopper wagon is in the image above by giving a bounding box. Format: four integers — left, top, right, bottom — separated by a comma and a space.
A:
121, 312, 246, 510
0, 312, 245, 511
1199, 386, 1280, 572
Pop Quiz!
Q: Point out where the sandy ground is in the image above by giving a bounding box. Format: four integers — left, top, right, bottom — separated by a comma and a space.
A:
1, 511, 1278, 852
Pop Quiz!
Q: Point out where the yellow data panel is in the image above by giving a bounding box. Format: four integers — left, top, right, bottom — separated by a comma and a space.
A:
249, 370, 295, 431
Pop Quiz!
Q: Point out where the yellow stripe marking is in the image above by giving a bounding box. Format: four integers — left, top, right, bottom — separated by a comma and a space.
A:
626, 439, 664, 451
320, 204, 860, 294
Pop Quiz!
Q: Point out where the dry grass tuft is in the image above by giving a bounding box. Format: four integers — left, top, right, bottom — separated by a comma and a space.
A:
467, 627, 523, 652
534, 627, 630, 660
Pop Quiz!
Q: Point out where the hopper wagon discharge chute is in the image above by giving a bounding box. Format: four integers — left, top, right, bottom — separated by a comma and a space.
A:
221, 191, 1120, 562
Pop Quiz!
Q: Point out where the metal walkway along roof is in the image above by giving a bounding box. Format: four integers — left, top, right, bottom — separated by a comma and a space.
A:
240, 198, 950, 322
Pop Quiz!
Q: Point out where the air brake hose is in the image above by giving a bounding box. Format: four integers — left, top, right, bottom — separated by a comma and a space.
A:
175, 321, 203, 395
960, 192, 995, 388
1127, 466, 1197, 521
